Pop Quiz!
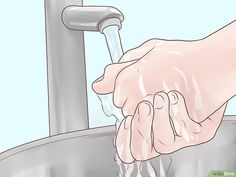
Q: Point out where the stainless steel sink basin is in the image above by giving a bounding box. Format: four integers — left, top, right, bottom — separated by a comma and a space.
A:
0, 116, 235, 177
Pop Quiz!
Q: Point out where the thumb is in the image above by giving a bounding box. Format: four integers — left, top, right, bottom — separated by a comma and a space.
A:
92, 60, 137, 94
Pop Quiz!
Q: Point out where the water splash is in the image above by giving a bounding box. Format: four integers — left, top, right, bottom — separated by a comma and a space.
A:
146, 161, 157, 177
115, 155, 159, 177
136, 161, 143, 177
159, 159, 166, 177
124, 162, 134, 177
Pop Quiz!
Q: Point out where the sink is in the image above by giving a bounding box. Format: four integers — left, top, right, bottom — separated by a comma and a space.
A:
0, 116, 235, 177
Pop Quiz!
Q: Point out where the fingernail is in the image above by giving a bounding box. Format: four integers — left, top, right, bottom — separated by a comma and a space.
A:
168, 91, 178, 105
144, 94, 154, 104
138, 102, 151, 117
154, 94, 164, 109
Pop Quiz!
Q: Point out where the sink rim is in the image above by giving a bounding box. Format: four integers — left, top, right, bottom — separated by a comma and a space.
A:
0, 115, 235, 162
0, 125, 116, 162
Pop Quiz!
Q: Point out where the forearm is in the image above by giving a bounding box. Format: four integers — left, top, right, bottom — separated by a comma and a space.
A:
202, 20, 236, 111
184, 21, 236, 121
206, 20, 236, 71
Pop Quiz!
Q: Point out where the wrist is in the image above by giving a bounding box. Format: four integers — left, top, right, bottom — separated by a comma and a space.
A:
203, 20, 236, 106
186, 21, 236, 120
205, 20, 236, 71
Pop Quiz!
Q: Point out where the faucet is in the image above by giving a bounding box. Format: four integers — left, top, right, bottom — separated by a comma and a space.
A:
62, 6, 123, 33
45, 0, 124, 136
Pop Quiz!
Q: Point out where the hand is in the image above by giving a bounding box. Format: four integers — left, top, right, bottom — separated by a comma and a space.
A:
115, 91, 226, 163
93, 38, 232, 123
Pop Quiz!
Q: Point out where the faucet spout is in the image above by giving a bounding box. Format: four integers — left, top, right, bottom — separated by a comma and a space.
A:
62, 6, 124, 33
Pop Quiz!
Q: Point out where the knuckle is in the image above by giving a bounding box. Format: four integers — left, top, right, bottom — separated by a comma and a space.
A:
146, 39, 159, 46
124, 49, 132, 57
114, 97, 123, 108
122, 104, 129, 117
198, 128, 216, 144
113, 73, 128, 108
115, 69, 132, 88
154, 140, 172, 154
113, 87, 125, 108
113, 66, 139, 109
120, 49, 134, 62
131, 147, 144, 161
113, 93, 122, 108
153, 142, 165, 154
116, 70, 125, 83
103, 64, 113, 76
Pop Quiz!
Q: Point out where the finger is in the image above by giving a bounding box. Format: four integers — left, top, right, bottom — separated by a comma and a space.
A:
199, 103, 226, 143
119, 39, 158, 62
112, 63, 140, 108
159, 91, 199, 153
169, 102, 227, 153
168, 91, 190, 121
115, 116, 135, 163
168, 91, 201, 139
168, 90, 187, 136
121, 93, 143, 117
130, 101, 159, 161
92, 60, 137, 94
153, 92, 175, 154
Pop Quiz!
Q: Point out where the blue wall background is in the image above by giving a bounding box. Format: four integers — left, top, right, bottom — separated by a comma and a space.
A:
0, 0, 236, 152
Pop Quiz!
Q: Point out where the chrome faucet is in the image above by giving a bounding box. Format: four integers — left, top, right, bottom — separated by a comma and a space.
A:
45, 0, 124, 136
62, 6, 123, 33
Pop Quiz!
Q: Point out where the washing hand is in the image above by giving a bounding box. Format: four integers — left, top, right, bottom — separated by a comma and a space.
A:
92, 21, 236, 162
93, 32, 235, 123
114, 91, 226, 163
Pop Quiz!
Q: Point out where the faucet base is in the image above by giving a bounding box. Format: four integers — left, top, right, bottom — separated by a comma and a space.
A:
45, 0, 89, 135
